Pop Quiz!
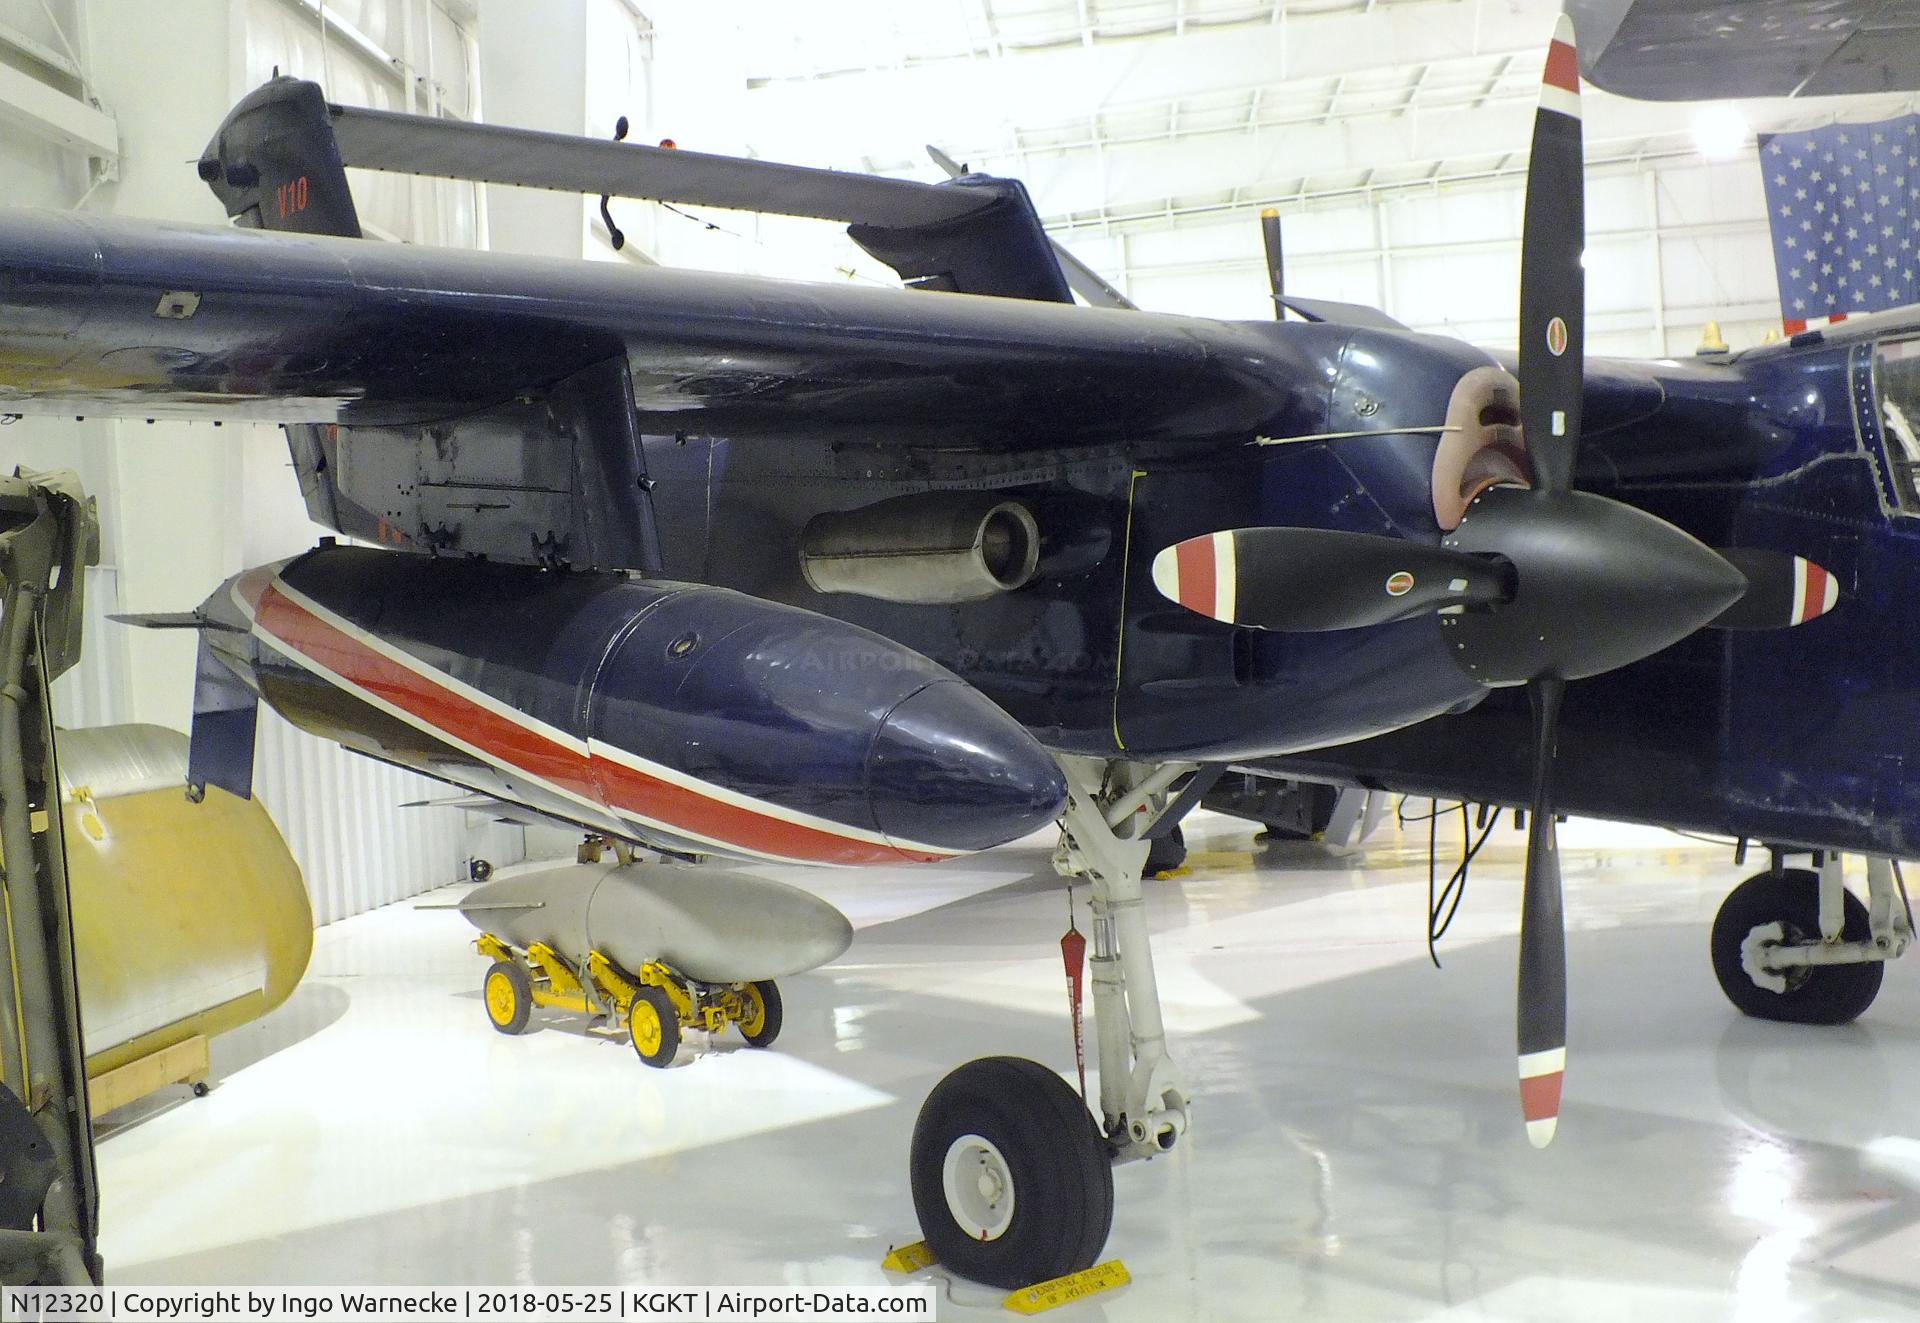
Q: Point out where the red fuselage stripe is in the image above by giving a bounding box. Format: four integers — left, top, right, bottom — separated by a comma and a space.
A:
255, 583, 941, 865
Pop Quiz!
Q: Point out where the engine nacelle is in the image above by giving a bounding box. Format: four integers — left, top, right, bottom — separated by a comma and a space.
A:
800, 491, 1040, 603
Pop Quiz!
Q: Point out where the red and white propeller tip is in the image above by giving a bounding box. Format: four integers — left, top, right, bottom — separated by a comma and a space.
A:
1791, 557, 1840, 625
1518, 1046, 1566, 1148
1152, 533, 1238, 624
1539, 14, 1580, 121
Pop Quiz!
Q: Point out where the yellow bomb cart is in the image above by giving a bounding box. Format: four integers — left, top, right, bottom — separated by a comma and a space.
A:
459, 860, 852, 1065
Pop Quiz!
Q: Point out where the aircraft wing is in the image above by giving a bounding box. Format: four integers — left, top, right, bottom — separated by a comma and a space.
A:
1569, 0, 1920, 100
0, 207, 1299, 446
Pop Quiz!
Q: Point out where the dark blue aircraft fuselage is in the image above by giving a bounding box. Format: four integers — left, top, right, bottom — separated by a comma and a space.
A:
1275, 327, 1920, 856
4, 204, 1918, 856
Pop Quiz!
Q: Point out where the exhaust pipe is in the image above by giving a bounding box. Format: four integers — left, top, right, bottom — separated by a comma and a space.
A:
800, 492, 1040, 604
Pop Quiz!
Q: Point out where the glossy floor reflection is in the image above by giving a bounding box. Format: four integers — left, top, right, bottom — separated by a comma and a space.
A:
97, 812, 1920, 1321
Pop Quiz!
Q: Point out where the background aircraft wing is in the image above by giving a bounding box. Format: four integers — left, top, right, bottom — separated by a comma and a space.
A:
0, 207, 1302, 447
1568, 0, 1920, 100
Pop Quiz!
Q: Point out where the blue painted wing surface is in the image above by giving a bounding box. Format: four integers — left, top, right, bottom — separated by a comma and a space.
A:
0, 207, 1298, 447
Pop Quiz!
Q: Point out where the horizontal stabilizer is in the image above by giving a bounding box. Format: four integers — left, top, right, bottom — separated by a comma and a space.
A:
109, 611, 244, 631
400, 791, 586, 833
331, 104, 990, 228
1274, 295, 1410, 331
398, 794, 507, 812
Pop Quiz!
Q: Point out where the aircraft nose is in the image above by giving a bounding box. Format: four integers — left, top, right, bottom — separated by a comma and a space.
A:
866, 680, 1066, 855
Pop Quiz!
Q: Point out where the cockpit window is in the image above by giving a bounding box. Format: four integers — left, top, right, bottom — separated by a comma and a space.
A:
1877, 338, 1920, 512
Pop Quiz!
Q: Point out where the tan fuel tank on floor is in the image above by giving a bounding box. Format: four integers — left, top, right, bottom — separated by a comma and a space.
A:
56, 725, 312, 1083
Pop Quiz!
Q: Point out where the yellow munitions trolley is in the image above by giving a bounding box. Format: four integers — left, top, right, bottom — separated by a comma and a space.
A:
473, 933, 780, 1067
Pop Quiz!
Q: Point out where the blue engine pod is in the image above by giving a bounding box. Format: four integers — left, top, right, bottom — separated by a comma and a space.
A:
199, 546, 1066, 865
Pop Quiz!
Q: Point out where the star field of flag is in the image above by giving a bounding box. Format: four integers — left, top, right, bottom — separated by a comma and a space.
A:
1759, 114, 1920, 330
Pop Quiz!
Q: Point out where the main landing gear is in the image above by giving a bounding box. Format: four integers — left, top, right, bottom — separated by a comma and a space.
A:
1710, 853, 1913, 1024
908, 757, 1194, 1289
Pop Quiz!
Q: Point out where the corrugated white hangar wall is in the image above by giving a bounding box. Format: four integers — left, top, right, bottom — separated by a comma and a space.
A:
0, 0, 552, 926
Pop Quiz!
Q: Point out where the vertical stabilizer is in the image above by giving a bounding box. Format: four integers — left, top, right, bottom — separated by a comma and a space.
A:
198, 78, 361, 237
187, 634, 259, 801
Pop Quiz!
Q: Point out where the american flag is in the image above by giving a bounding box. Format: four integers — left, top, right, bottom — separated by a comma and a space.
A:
1758, 114, 1920, 335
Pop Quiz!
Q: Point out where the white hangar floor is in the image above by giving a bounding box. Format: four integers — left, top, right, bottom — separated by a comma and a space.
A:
94, 811, 1920, 1321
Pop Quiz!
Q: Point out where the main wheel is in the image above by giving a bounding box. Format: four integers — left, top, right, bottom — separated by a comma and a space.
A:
484, 960, 532, 1035
469, 858, 494, 882
1710, 868, 1885, 1025
1145, 825, 1187, 877
740, 980, 783, 1048
628, 985, 681, 1067
909, 1056, 1114, 1290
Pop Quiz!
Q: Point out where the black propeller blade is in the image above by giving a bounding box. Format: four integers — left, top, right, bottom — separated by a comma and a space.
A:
1151, 527, 1511, 632
1708, 548, 1842, 629
1517, 675, 1568, 1147
1260, 207, 1286, 319
1508, 10, 1585, 1148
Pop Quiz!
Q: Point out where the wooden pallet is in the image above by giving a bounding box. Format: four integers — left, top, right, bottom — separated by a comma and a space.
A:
87, 1035, 209, 1118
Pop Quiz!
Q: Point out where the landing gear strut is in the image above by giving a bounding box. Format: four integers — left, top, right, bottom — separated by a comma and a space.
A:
1711, 854, 1912, 1024
908, 757, 1193, 1288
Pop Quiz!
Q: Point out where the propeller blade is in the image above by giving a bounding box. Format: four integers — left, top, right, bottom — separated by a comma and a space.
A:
1516, 13, 1585, 496
1708, 548, 1842, 629
1260, 207, 1286, 317
1517, 675, 1569, 1148
1151, 527, 1510, 632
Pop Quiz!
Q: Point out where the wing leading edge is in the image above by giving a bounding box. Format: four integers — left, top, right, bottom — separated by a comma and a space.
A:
0, 206, 1308, 444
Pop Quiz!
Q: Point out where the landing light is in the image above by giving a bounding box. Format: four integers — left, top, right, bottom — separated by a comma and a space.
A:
1692, 104, 1750, 162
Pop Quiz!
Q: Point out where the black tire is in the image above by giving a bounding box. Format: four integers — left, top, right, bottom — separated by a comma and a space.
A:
469, 858, 494, 882
1145, 826, 1187, 877
484, 960, 532, 1035
629, 985, 681, 1067
1710, 868, 1884, 1025
909, 1056, 1114, 1290
740, 980, 783, 1048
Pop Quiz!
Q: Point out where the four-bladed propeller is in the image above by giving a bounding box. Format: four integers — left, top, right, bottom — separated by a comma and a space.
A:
1154, 12, 1840, 1148
1508, 11, 1601, 1149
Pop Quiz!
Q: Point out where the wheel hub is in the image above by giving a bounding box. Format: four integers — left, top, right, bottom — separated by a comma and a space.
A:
632, 1000, 662, 1054
941, 1133, 1015, 1241
486, 972, 516, 1022
1741, 920, 1811, 994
